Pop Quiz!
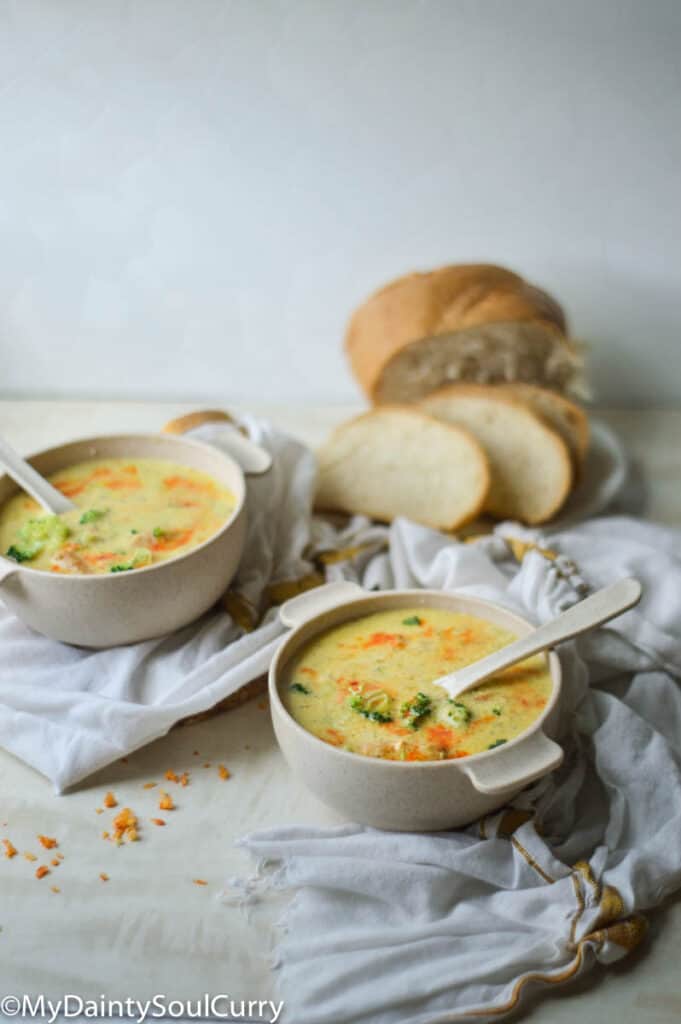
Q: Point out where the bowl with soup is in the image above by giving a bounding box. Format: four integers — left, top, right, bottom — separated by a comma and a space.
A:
0, 432, 258, 647
269, 582, 563, 831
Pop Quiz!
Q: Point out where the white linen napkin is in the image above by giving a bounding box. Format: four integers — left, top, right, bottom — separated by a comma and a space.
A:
0, 416, 629, 793
230, 515, 681, 1024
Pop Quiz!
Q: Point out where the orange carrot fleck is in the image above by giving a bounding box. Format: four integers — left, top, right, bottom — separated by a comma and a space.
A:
361, 632, 406, 649
218, 764, 230, 781
103, 792, 117, 809
425, 724, 456, 749
193, 879, 208, 886
150, 818, 166, 827
35, 865, 49, 880
325, 728, 345, 747
158, 791, 174, 812
112, 807, 138, 844
38, 835, 58, 850
151, 528, 194, 552
2, 839, 17, 859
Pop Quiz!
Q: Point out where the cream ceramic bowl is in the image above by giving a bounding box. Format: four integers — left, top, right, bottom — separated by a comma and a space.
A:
0, 433, 250, 648
270, 581, 564, 831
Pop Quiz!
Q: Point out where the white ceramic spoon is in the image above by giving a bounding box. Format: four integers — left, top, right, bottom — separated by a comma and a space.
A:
0, 435, 75, 515
434, 577, 642, 701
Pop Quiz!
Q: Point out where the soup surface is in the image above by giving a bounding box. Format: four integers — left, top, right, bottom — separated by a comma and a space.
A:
0, 457, 236, 575
283, 607, 552, 761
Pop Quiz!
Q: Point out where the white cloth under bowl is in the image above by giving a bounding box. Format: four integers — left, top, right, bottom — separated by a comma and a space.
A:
231, 515, 681, 1023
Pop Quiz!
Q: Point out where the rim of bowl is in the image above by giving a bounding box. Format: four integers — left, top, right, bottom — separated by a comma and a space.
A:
269, 588, 562, 771
0, 432, 246, 582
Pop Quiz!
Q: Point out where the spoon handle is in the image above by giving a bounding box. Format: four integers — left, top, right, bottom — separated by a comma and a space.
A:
437, 577, 642, 700
0, 436, 75, 515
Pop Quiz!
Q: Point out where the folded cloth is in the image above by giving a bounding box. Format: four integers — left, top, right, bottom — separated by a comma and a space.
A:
0, 415, 628, 795
230, 516, 681, 1024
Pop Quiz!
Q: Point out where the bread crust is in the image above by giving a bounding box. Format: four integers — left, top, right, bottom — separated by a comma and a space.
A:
315, 405, 491, 531
420, 384, 573, 525
495, 382, 590, 467
345, 264, 570, 401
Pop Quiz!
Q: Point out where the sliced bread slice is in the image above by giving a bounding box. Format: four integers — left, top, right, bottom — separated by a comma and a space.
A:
496, 383, 590, 469
420, 384, 573, 524
315, 407, 490, 530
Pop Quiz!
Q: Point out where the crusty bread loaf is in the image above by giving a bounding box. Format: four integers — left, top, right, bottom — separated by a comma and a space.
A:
495, 383, 590, 469
420, 384, 573, 524
315, 407, 490, 530
345, 264, 585, 404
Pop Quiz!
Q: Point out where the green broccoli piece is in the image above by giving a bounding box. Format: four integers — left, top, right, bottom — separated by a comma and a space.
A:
488, 739, 507, 749
492, 706, 502, 716
448, 700, 472, 726
6, 515, 70, 563
79, 509, 105, 525
110, 563, 135, 573
19, 515, 70, 548
152, 526, 165, 538
400, 692, 432, 730
290, 682, 310, 695
402, 615, 422, 626
348, 691, 393, 723
6, 544, 36, 563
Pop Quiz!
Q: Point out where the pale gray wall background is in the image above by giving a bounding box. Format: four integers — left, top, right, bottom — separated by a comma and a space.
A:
1, 0, 680, 405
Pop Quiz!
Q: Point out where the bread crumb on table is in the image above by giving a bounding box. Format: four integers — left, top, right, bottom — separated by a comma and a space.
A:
103, 792, 118, 809
99, 872, 109, 882
158, 791, 175, 811
218, 764, 231, 780
193, 879, 208, 886
2, 839, 17, 859
38, 835, 58, 850
150, 818, 166, 827
111, 807, 139, 844
35, 865, 49, 880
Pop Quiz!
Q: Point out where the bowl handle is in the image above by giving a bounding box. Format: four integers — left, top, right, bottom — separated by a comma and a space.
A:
279, 581, 365, 629
462, 731, 563, 796
0, 557, 18, 587
219, 426, 272, 476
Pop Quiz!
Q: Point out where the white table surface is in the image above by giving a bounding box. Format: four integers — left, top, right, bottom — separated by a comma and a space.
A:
0, 400, 680, 1024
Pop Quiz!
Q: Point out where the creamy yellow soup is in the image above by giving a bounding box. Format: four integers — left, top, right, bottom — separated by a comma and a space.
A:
0, 457, 236, 575
283, 608, 552, 761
